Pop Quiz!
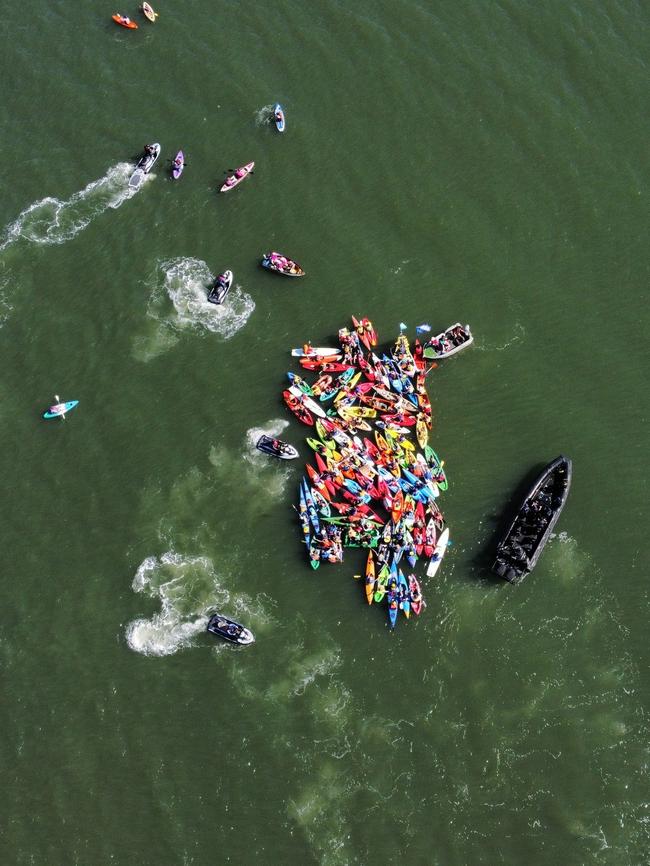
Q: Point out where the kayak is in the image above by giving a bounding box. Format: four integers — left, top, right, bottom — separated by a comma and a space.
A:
141, 2, 157, 22
299, 359, 352, 373
373, 562, 390, 603
416, 415, 428, 449
272, 103, 286, 133
426, 527, 450, 578
220, 161, 254, 193
288, 385, 326, 418
424, 446, 448, 490
352, 316, 377, 350
207, 613, 254, 645
112, 13, 138, 29
286, 372, 315, 396
43, 400, 78, 419
262, 252, 305, 277
129, 143, 160, 188
255, 434, 299, 460
207, 270, 233, 305
171, 150, 184, 180
408, 574, 424, 615
398, 569, 410, 618
364, 551, 376, 604
386, 577, 399, 630
283, 390, 314, 426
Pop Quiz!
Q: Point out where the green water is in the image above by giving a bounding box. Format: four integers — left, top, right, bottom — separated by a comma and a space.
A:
1, 2, 648, 864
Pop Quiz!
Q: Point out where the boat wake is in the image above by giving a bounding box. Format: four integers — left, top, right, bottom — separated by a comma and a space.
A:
133, 257, 255, 360
0, 162, 142, 251
243, 419, 290, 465
476, 321, 526, 352
254, 104, 276, 127
125, 553, 220, 656
125, 551, 274, 657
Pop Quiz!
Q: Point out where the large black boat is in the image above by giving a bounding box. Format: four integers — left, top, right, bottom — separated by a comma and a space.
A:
492, 455, 572, 584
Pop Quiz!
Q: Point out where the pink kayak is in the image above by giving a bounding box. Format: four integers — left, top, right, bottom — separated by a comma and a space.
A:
220, 161, 254, 192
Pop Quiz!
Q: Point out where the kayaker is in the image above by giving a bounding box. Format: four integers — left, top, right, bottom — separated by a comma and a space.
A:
235, 167, 245, 178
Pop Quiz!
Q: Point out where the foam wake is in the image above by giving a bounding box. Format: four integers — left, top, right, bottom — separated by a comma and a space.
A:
125, 552, 224, 656
0, 162, 143, 251
133, 257, 255, 360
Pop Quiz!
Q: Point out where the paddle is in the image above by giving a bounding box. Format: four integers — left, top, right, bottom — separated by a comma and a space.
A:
54, 394, 66, 421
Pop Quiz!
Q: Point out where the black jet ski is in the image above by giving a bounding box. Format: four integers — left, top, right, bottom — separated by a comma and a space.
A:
207, 613, 255, 645
255, 434, 299, 460
207, 270, 233, 305
129, 142, 161, 189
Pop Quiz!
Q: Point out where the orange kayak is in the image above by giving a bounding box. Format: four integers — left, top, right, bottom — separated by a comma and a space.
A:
365, 551, 376, 604
112, 14, 138, 28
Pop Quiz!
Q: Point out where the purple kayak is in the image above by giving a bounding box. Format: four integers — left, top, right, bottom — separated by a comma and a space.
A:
171, 150, 184, 180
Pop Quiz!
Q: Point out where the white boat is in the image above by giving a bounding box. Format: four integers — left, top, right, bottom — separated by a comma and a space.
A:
423, 324, 473, 360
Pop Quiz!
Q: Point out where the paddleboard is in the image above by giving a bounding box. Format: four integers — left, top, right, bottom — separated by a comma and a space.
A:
273, 103, 286, 133
426, 527, 449, 577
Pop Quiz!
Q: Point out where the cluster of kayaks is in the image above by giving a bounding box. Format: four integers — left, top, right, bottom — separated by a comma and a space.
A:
282, 317, 468, 629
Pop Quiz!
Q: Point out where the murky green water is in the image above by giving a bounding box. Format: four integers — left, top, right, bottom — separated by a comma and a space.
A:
1, 1, 647, 863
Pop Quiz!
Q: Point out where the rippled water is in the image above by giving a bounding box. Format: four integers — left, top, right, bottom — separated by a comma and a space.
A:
1, 1, 648, 864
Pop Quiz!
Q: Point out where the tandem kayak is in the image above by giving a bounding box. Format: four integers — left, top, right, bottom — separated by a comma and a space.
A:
112, 14, 138, 29
273, 103, 286, 133
43, 399, 79, 419
171, 150, 184, 179
255, 434, 299, 460
129, 143, 160, 188
261, 251, 305, 277
207, 270, 233, 305
207, 613, 254, 645
220, 161, 254, 192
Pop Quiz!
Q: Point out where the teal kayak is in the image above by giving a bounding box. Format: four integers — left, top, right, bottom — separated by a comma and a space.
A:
43, 399, 78, 419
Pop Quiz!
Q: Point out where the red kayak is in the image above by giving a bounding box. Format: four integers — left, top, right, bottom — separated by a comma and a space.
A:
283, 390, 313, 425
352, 316, 377, 351
381, 412, 417, 427
408, 575, 424, 615
299, 359, 353, 373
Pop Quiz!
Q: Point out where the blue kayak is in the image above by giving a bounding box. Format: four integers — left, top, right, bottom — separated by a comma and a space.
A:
387, 577, 399, 629
43, 399, 78, 419
273, 103, 286, 133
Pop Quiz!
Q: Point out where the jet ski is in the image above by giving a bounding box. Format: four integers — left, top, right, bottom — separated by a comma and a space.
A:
129, 142, 161, 188
207, 613, 254, 645
207, 270, 233, 305
256, 434, 299, 460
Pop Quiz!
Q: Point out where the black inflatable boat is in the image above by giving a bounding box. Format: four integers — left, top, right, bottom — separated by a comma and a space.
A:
492, 455, 572, 584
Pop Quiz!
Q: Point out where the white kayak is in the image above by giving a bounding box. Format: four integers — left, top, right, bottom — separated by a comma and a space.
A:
426, 527, 450, 577
288, 385, 327, 419
291, 346, 340, 358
